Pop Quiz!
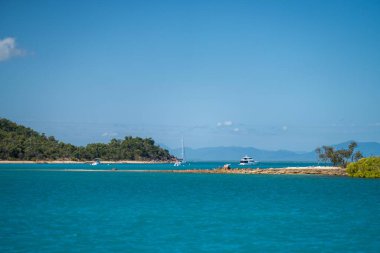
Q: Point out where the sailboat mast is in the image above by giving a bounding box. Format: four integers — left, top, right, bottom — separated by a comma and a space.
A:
181, 137, 185, 162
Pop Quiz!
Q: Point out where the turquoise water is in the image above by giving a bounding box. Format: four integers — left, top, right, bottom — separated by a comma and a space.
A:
1, 164, 379, 252
0, 161, 326, 171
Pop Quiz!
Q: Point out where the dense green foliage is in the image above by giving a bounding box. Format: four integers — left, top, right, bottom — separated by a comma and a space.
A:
346, 157, 380, 178
315, 141, 363, 167
0, 118, 174, 161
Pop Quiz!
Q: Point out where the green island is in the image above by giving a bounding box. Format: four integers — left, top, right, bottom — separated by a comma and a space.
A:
0, 118, 174, 162
1, 118, 379, 178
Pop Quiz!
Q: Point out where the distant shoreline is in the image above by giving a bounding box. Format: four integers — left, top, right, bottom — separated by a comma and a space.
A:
64, 167, 347, 176
1, 166, 346, 176
0, 160, 172, 164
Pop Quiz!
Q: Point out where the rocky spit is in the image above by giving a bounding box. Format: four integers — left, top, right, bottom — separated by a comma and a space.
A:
147, 167, 348, 176
66, 166, 347, 176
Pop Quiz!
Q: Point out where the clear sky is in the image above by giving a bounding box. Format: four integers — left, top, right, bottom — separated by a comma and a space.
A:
1, 0, 379, 151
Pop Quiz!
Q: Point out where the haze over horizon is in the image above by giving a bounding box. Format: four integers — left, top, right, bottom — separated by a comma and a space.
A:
1, 0, 380, 151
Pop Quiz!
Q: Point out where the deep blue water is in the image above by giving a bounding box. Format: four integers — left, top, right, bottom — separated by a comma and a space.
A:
1, 163, 379, 252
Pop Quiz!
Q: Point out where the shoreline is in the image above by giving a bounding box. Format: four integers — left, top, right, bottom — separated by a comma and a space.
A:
5, 166, 346, 176
0, 160, 172, 164
0, 161, 347, 176
68, 167, 347, 176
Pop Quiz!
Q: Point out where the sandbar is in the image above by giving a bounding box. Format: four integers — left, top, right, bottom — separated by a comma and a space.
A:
58, 166, 347, 176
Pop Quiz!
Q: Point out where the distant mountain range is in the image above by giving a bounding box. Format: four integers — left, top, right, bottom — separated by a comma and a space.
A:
170, 141, 380, 162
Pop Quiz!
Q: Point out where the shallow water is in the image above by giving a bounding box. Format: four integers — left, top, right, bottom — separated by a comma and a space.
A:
0, 161, 325, 171
0, 164, 379, 252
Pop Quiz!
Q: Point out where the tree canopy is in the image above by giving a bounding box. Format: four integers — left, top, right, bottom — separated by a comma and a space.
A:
315, 141, 363, 167
346, 157, 380, 178
0, 118, 174, 161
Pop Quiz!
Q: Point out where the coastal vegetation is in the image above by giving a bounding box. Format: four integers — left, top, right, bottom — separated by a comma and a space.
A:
315, 141, 363, 168
346, 157, 380, 178
0, 118, 174, 161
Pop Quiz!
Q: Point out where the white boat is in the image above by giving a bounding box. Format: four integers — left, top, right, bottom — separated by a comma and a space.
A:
174, 138, 186, 166
91, 158, 101, 166
173, 160, 182, 166
239, 155, 257, 165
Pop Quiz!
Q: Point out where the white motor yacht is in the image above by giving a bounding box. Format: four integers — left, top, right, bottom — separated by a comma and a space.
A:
239, 155, 257, 165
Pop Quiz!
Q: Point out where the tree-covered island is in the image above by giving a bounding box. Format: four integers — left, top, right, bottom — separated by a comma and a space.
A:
0, 118, 175, 162
316, 142, 380, 178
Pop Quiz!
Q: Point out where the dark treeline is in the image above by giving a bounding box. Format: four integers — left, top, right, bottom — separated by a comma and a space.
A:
0, 118, 174, 161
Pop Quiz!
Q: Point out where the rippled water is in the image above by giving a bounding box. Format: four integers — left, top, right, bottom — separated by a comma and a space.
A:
0, 164, 379, 252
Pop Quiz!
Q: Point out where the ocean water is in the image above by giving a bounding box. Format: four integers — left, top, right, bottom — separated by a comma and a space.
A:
0, 161, 326, 171
0, 163, 379, 252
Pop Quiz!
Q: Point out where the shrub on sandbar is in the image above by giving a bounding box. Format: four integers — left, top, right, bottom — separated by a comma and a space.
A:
347, 157, 380, 178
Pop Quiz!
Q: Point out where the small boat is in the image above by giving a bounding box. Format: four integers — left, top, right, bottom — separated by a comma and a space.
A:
91, 158, 101, 166
239, 155, 257, 165
174, 160, 183, 167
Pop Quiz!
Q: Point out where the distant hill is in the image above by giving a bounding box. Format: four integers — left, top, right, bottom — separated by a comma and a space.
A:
0, 118, 173, 161
170, 142, 380, 162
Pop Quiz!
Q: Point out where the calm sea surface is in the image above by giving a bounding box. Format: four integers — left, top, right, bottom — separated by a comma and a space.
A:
0, 161, 326, 171
1, 163, 379, 252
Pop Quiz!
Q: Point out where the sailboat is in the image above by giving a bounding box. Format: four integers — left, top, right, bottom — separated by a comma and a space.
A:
174, 138, 186, 166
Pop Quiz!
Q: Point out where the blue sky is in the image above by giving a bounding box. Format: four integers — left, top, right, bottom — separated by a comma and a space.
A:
1, 0, 379, 151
